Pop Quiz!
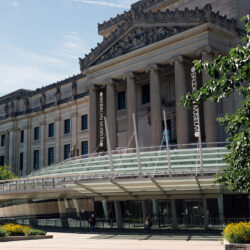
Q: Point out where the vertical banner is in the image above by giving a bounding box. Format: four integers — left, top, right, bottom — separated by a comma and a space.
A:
96, 87, 107, 152
191, 67, 200, 138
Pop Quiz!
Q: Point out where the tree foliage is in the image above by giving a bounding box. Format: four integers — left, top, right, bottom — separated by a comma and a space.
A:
181, 16, 250, 193
0, 165, 17, 181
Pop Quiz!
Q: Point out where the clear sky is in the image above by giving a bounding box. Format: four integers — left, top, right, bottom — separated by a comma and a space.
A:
0, 0, 137, 97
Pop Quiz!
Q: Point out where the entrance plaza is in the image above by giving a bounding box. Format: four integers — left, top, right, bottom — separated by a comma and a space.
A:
0, 232, 225, 250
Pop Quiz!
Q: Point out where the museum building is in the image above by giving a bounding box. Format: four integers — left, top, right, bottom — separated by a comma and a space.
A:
0, 0, 249, 229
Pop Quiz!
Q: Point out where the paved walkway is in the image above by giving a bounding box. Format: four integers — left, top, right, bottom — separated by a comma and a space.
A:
0, 232, 225, 250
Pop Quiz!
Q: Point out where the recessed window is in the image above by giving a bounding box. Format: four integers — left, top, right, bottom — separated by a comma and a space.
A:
48, 123, 54, 137
1, 134, 6, 147
64, 144, 70, 160
33, 150, 39, 169
34, 127, 39, 140
81, 141, 88, 156
48, 147, 54, 166
64, 119, 70, 134
118, 91, 126, 110
81, 115, 88, 131
0, 156, 4, 166
142, 84, 150, 104
20, 130, 24, 143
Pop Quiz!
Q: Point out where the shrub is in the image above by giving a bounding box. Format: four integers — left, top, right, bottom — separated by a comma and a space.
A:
223, 222, 250, 244
2, 223, 30, 236
0, 227, 7, 237
28, 229, 46, 236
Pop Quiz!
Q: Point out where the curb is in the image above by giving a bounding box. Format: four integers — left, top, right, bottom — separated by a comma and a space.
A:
0, 235, 53, 242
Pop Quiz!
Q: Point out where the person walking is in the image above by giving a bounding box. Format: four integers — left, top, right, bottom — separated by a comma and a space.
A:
88, 214, 96, 231
144, 214, 152, 234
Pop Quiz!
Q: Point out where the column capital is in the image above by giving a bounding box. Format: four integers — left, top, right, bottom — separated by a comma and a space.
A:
123, 72, 135, 81
54, 116, 61, 122
39, 121, 46, 126
86, 83, 96, 92
196, 46, 219, 57
70, 112, 78, 118
169, 55, 186, 65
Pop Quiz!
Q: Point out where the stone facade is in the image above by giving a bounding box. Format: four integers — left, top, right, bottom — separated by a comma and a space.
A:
0, 0, 249, 176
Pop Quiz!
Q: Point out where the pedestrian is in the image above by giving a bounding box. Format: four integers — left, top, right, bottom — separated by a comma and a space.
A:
88, 214, 96, 231
144, 214, 152, 234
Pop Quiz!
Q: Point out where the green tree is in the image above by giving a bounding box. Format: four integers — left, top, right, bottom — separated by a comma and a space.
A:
181, 16, 250, 193
0, 165, 17, 180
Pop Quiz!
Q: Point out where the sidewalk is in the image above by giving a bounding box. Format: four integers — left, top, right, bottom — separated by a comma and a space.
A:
0, 232, 225, 250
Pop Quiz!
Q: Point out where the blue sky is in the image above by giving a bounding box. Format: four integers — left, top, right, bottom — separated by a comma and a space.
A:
0, 0, 137, 97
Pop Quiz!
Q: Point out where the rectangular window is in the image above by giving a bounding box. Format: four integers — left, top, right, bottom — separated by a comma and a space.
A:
33, 150, 39, 169
0, 156, 4, 166
142, 84, 150, 104
48, 123, 54, 137
1, 134, 6, 147
34, 127, 39, 140
64, 119, 70, 134
20, 152, 24, 171
48, 147, 54, 166
64, 144, 70, 160
81, 115, 88, 130
20, 130, 24, 143
81, 141, 88, 156
118, 91, 126, 110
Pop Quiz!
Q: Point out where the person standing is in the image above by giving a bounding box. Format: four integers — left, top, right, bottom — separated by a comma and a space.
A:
144, 214, 152, 234
89, 214, 96, 231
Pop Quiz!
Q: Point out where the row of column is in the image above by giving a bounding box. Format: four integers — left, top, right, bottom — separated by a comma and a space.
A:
88, 52, 218, 153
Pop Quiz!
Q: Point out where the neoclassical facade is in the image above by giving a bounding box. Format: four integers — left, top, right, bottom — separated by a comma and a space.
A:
0, 0, 249, 229
0, 0, 248, 176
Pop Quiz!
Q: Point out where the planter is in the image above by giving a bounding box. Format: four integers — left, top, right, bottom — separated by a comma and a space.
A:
0, 235, 53, 242
225, 240, 250, 250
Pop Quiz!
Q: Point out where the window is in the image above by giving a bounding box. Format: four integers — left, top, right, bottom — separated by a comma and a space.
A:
34, 127, 39, 140
33, 150, 39, 169
64, 119, 70, 134
81, 115, 88, 130
20, 153, 24, 174
20, 130, 24, 143
81, 141, 88, 156
48, 147, 54, 166
48, 123, 54, 137
118, 91, 126, 110
1, 134, 6, 147
142, 84, 150, 104
0, 156, 4, 166
64, 144, 70, 160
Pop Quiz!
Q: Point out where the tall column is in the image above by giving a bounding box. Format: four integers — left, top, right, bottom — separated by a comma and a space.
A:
54, 115, 61, 163
218, 195, 224, 225
203, 198, 208, 229
39, 118, 46, 168
106, 80, 117, 150
57, 199, 69, 228
26, 118, 32, 174
142, 200, 147, 223
22, 125, 28, 176
4, 132, 9, 167
171, 199, 177, 229
202, 51, 218, 144
174, 56, 190, 145
149, 64, 162, 146
114, 200, 123, 229
88, 85, 97, 153
71, 108, 78, 148
102, 200, 109, 220
8, 128, 14, 168
125, 72, 136, 148
152, 199, 159, 224
73, 199, 80, 218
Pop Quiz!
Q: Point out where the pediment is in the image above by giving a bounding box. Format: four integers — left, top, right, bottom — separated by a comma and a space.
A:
80, 5, 235, 71
93, 25, 182, 66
